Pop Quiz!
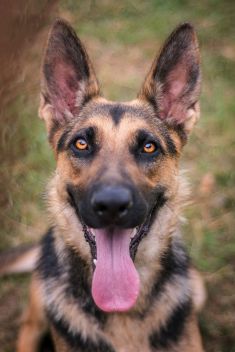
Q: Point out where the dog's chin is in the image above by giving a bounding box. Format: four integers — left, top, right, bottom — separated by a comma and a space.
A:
80, 213, 154, 313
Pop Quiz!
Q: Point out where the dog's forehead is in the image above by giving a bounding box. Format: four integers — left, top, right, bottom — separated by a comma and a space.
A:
86, 102, 152, 124
78, 100, 160, 135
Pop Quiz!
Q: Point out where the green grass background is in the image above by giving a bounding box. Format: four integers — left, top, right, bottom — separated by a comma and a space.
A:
0, 1, 234, 351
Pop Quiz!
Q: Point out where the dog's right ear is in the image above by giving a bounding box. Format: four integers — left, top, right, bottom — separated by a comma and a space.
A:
39, 19, 100, 131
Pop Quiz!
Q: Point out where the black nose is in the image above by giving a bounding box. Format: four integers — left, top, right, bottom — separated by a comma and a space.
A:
91, 186, 133, 223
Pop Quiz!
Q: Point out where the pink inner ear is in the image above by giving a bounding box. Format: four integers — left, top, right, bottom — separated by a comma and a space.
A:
168, 67, 187, 97
52, 61, 78, 116
160, 60, 189, 123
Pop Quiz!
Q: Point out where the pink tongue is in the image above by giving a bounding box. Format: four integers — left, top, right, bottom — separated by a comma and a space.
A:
91, 228, 140, 312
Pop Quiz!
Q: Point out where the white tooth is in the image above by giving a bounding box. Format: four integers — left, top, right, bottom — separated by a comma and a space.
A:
90, 228, 96, 237
131, 229, 137, 239
93, 259, 97, 266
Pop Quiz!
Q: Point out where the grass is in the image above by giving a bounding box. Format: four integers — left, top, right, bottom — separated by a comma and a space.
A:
0, 94, 54, 249
0, 0, 234, 351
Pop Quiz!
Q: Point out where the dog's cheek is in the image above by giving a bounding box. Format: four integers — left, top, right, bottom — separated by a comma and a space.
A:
56, 153, 80, 180
141, 158, 180, 208
47, 175, 93, 263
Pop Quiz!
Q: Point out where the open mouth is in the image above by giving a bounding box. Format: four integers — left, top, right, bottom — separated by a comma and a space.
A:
81, 210, 154, 313
67, 183, 165, 313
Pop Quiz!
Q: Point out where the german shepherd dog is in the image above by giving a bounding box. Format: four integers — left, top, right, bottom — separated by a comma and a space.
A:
14, 19, 205, 351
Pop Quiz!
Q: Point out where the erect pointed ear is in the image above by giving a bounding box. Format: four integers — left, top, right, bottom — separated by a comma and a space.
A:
138, 23, 201, 134
39, 19, 100, 130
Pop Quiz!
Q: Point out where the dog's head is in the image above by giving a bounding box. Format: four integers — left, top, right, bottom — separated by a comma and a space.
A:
39, 19, 200, 313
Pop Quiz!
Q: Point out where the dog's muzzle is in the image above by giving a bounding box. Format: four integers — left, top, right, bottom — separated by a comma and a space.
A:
79, 183, 148, 229
67, 183, 165, 313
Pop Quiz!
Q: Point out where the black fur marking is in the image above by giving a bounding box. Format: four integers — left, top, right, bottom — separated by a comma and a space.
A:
37, 229, 61, 279
137, 240, 190, 319
48, 312, 115, 352
151, 121, 178, 156
133, 129, 165, 155
149, 299, 192, 349
188, 64, 200, 92
57, 129, 70, 152
151, 241, 190, 296
67, 185, 97, 258
109, 104, 126, 125
148, 185, 167, 215
132, 127, 177, 158
69, 126, 99, 159
162, 129, 177, 155
172, 124, 188, 145
146, 95, 159, 115
130, 185, 167, 259
39, 332, 55, 352
68, 127, 96, 146
66, 247, 107, 325
37, 228, 106, 325
90, 103, 153, 123
66, 184, 83, 219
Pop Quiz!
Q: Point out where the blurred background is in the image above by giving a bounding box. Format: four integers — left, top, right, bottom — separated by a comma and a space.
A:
0, 1, 234, 351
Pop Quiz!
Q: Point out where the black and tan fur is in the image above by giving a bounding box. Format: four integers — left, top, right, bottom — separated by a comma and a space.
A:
15, 19, 206, 352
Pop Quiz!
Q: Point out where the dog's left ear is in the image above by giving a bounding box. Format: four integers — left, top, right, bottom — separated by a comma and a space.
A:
138, 23, 201, 134
39, 19, 100, 131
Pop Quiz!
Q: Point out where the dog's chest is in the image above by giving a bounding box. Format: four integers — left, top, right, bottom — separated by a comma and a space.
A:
50, 312, 153, 352
38, 232, 192, 352
104, 315, 151, 352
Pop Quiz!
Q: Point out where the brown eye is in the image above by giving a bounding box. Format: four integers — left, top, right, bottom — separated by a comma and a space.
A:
143, 142, 156, 153
74, 138, 88, 150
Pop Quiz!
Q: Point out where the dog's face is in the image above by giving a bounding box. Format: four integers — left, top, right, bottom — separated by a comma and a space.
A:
39, 20, 200, 312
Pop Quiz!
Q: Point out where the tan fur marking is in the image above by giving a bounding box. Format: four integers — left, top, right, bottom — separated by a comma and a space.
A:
172, 317, 204, 352
190, 267, 207, 312
17, 275, 47, 352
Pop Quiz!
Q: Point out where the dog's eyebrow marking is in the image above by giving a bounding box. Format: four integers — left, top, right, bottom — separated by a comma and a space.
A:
149, 299, 192, 349
47, 312, 116, 352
